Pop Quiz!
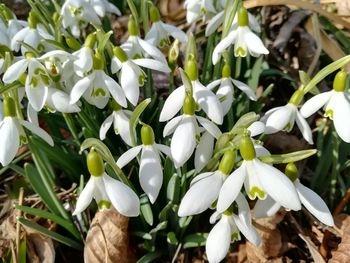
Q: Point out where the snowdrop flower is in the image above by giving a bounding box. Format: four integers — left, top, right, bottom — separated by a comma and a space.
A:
73, 34, 96, 77
89, 0, 121, 17
61, 0, 100, 38
216, 133, 301, 213
262, 89, 313, 144
145, 5, 187, 48
194, 131, 216, 172
207, 63, 257, 115
212, 7, 268, 64
70, 53, 126, 109
254, 163, 334, 226
3, 53, 52, 111
184, 0, 216, 23
99, 100, 132, 146
0, 7, 26, 47
0, 97, 54, 166
301, 70, 350, 143
11, 12, 54, 54
111, 46, 170, 106
178, 150, 235, 216
160, 59, 223, 125
163, 94, 222, 168
117, 125, 171, 203
121, 17, 167, 64
206, 193, 261, 263
73, 149, 139, 217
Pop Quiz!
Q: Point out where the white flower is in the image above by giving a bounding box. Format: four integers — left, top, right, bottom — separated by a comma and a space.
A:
206, 193, 261, 263
61, 0, 101, 37
301, 90, 350, 143
70, 69, 126, 109
254, 179, 334, 226
73, 172, 140, 217
100, 108, 132, 146
207, 70, 257, 115
262, 102, 313, 144
194, 131, 215, 172
117, 125, 171, 203
73, 46, 94, 77
111, 46, 170, 106
216, 135, 301, 213
0, 13, 27, 47
212, 7, 268, 64
89, 0, 121, 17
184, 0, 216, 23
0, 98, 54, 166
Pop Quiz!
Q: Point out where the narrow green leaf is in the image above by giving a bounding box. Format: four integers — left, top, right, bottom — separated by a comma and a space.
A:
230, 112, 259, 134
179, 216, 192, 229
19, 237, 26, 263
17, 217, 82, 250
140, 194, 153, 226
158, 201, 173, 222
136, 251, 162, 263
259, 149, 317, 164
167, 174, 180, 203
132, 231, 152, 240
129, 98, 151, 146
149, 221, 167, 234
97, 30, 113, 53
183, 233, 208, 248
43, 39, 66, 50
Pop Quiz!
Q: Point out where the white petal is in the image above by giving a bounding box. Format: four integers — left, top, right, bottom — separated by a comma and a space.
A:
295, 110, 313, 144
194, 132, 214, 172
253, 196, 281, 218
333, 92, 350, 143
244, 29, 269, 56
162, 23, 188, 43
70, 75, 93, 104
99, 113, 113, 140
206, 216, 231, 263
73, 47, 93, 77
0, 118, 19, 166
265, 105, 294, 133
178, 172, 223, 216
25, 79, 48, 112
103, 73, 127, 107
196, 116, 221, 138
138, 38, 167, 64
159, 85, 186, 122
233, 215, 261, 246
254, 159, 301, 211
171, 116, 196, 168
206, 79, 222, 91
155, 144, 171, 157
139, 147, 163, 203
103, 174, 140, 217
27, 104, 39, 126
217, 164, 246, 213
116, 145, 142, 168
163, 115, 183, 137
120, 64, 139, 106
300, 91, 332, 118
212, 30, 237, 65
232, 79, 257, 101
133, 58, 170, 73
114, 111, 132, 146
295, 180, 334, 226
248, 121, 265, 137
205, 11, 224, 36
3, 59, 29, 83
46, 88, 80, 113
216, 79, 233, 115
111, 57, 122, 74
190, 172, 214, 187
254, 145, 270, 157
20, 120, 54, 146
73, 177, 95, 215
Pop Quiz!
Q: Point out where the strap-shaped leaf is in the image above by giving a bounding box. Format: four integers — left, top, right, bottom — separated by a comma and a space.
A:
259, 149, 317, 164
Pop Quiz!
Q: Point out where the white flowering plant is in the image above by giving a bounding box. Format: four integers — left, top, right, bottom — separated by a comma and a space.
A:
0, 0, 349, 262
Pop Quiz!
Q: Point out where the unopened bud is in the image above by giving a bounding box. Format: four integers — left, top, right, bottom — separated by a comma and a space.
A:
87, 149, 104, 177
141, 125, 155, 145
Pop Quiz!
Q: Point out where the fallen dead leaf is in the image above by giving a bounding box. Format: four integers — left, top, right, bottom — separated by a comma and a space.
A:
329, 214, 350, 263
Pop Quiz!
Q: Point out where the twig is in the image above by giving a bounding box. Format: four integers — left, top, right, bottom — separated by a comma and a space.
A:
333, 188, 350, 215
16, 187, 24, 262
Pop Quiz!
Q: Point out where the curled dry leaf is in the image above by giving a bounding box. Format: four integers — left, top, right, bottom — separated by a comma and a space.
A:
84, 208, 135, 263
26, 232, 55, 263
329, 214, 350, 263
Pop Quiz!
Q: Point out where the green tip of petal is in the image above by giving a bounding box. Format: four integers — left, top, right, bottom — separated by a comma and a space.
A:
3, 97, 16, 117
98, 200, 111, 210
285, 162, 298, 182
141, 124, 155, 145
87, 149, 104, 176
333, 69, 347, 92
249, 186, 265, 199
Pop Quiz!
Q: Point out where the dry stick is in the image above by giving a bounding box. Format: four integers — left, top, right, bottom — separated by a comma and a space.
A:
307, 14, 322, 76
333, 187, 350, 215
16, 187, 24, 262
244, 0, 350, 29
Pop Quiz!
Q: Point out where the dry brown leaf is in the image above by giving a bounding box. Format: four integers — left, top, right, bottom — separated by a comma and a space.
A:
299, 234, 326, 263
329, 214, 350, 263
26, 232, 55, 263
84, 209, 135, 263
335, 0, 350, 16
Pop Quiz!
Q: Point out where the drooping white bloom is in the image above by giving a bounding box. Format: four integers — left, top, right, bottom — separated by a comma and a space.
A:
117, 125, 171, 203
0, 98, 54, 166
0, 11, 27, 47
184, 0, 216, 23
194, 131, 215, 172
70, 63, 127, 109
207, 63, 257, 115
300, 70, 350, 143
216, 134, 301, 213
61, 0, 101, 38
111, 46, 170, 106
146, 5, 187, 48
212, 7, 268, 64
73, 172, 140, 217
73, 46, 94, 77
89, 0, 121, 17
262, 90, 313, 144
100, 106, 132, 146
206, 193, 261, 263
254, 179, 334, 226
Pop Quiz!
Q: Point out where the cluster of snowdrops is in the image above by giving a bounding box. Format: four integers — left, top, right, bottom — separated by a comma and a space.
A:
0, 0, 349, 262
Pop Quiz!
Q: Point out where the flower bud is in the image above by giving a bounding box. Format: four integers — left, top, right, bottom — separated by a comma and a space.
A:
239, 133, 256, 161
285, 162, 298, 182
183, 95, 195, 115
149, 5, 161, 22
168, 39, 179, 71
238, 7, 249, 27
185, 58, 198, 81
65, 37, 81, 51
289, 89, 304, 106
113, 46, 128, 63
84, 33, 96, 49
128, 16, 139, 36
222, 63, 231, 78
333, 69, 347, 92
3, 97, 16, 117
87, 149, 104, 177
141, 124, 155, 145
218, 150, 235, 175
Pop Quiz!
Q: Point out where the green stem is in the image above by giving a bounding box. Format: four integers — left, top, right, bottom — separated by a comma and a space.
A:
222, 0, 240, 39
127, 0, 139, 22
201, 33, 216, 84
141, 0, 150, 34
169, 71, 175, 93
63, 113, 80, 145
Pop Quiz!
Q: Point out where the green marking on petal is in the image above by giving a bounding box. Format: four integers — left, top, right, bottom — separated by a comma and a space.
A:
249, 186, 265, 199
160, 38, 170, 48
44, 104, 56, 113
235, 47, 247, 57
31, 77, 38, 87
114, 128, 119, 135
325, 109, 334, 120
200, 7, 207, 15
284, 122, 293, 132
98, 200, 111, 210
232, 232, 240, 242
20, 135, 28, 144
93, 88, 106, 97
